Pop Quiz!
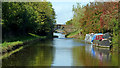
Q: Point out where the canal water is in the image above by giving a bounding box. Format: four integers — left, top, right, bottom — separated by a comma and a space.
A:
2, 33, 118, 66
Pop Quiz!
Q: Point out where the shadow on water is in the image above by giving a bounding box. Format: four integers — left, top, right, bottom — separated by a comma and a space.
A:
2, 39, 55, 66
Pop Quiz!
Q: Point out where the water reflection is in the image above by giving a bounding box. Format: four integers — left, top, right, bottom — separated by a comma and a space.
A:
72, 43, 118, 66
2, 40, 55, 66
52, 38, 74, 66
2, 36, 118, 66
53, 33, 65, 38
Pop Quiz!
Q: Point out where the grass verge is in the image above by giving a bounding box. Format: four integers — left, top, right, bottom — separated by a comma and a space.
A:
66, 30, 84, 39
1, 33, 46, 58
67, 31, 80, 38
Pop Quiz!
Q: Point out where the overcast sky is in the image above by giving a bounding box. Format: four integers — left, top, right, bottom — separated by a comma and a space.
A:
47, 1, 89, 24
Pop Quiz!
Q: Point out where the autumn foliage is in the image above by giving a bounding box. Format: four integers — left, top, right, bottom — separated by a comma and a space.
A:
66, 2, 119, 48
66, 2, 118, 34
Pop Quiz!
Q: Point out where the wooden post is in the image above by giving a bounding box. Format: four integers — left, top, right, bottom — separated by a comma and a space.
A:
99, 28, 100, 33
102, 30, 103, 33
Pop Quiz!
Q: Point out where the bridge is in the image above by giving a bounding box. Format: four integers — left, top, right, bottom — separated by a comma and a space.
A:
54, 24, 74, 34
54, 24, 66, 30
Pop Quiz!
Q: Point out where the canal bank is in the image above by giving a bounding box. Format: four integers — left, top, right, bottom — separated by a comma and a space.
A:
1, 35, 47, 59
65, 31, 118, 53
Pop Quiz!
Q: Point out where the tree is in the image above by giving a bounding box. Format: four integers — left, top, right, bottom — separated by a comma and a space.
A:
2, 2, 56, 41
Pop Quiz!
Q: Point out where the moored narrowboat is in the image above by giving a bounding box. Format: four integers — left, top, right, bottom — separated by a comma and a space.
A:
85, 33, 111, 48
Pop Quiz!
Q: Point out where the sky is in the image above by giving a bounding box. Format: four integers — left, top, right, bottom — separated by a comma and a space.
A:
47, 1, 89, 24
52, 2, 76, 24
47, 0, 118, 24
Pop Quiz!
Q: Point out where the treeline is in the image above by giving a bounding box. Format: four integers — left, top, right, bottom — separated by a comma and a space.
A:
67, 2, 118, 34
66, 2, 119, 50
2, 2, 56, 41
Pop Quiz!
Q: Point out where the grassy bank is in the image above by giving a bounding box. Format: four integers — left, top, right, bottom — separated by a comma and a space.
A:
66, 31, 79, 37
1, 33, 46, 55
1, 41, 23, 53
66, 30, 84, 39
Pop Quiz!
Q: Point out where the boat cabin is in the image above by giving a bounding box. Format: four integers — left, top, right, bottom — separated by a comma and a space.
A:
85, 33, 111, 47
85, 33, 103, 43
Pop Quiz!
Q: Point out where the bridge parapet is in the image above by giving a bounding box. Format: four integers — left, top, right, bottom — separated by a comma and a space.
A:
54, 24, 66, 30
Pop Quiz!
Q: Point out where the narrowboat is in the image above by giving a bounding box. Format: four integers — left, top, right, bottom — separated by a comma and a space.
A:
85, 33, 111, 47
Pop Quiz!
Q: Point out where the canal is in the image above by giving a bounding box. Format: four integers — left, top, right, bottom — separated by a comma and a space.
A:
2, 33, 118, 66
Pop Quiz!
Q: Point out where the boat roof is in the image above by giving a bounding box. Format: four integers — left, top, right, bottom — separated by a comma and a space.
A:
94, 33, 103, 35
86, 33, 103, 36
